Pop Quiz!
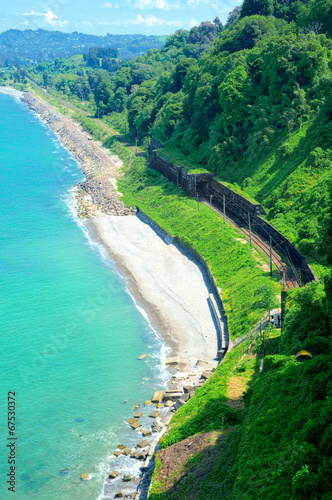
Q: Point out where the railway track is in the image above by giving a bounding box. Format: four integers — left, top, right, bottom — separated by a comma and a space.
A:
202, 199, 300, 289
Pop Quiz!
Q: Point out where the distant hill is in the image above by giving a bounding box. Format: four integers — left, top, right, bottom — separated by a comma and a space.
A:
0, 29, 166, 65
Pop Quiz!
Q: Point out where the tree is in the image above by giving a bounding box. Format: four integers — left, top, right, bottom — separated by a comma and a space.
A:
254, 284, 278, 313
171, 58, 196, 93
241, 0, 274, 18
218, 66, 249, 125
226, 6, 241, 27
213, 16, 223, 33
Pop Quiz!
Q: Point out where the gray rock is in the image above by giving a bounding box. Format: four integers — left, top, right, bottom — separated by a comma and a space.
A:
109, 471, 119, 479
136, 439, 150, 448
152, 421, 164, 433
200, 370, 213, 381
149, 411, 161, 418
183, 385, 196, 397
122, 448, 132, 455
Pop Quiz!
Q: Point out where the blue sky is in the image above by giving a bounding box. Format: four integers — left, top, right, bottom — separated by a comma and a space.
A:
0, 0, 241, 36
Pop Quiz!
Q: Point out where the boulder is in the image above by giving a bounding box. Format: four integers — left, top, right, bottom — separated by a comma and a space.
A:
183, 385, 196, 397
151, 391, 164, 403
175, 399, 187, 409
142, 428, 152, 437
201, 370, 213, 381
122, 448, 132, 455
164, 400, 175, 408
152, 421, 164, 433
133, 412, 143, 418
137, 353, 148, 360
149, 411, 161, 418
109, 471, 119, 479
112, 450, 122, 457
164, 391, 183, 401
130, 421, 142, 430
136, 450, 148, 460
165, 357, 180, 365
136, 439, 150, 448
117, 444, 127, 450
127, 417, 137, 424
144, 400, 152, 406
81, 474, 89, 480
115, 490, 124, 498
172, 372, 188, 380
123, 474, 132, 482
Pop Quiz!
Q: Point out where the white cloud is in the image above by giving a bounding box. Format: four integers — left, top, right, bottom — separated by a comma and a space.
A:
103, 2, 120, 7
133, 0, 169, 10
100, 14, 181, 27
22, 10, 67, 26
187, 0, 220, 7
130, 14, 180, 26
189, 18, 198, 27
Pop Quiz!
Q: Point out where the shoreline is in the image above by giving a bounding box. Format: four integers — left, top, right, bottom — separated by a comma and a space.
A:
86, 215, 220, 373
17, 90, 224, 499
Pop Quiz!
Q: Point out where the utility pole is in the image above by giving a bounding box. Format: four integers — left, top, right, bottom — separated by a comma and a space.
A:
263, 328, 266, 357
195, 176, 197, 197
210, 194, 213, 207
135, 136, 138, 155
248, 213, 252, 246
270, 236, 273, 276
281, 275, 287, 334
196, 194, 199, 212
223, 194, 226, 224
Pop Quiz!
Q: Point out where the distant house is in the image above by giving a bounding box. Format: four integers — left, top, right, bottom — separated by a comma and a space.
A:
270, 308, 281, 327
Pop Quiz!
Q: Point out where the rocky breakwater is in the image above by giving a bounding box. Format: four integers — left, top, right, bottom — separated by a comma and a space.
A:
22, 93, 136, 219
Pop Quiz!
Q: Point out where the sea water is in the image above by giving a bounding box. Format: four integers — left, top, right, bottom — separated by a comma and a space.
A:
0, 94, 168, 499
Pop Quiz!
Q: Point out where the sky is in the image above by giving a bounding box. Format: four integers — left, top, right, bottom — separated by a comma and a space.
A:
0, 0, 241, 36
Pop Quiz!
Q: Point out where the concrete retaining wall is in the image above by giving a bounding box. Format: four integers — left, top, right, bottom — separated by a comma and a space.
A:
136, 208, 229, 356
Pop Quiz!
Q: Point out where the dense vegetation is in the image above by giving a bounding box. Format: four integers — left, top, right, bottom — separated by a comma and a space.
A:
148, 279, 332, 499
3, 0, 332, 497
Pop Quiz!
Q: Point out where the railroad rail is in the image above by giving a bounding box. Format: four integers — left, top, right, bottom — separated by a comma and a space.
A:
202, 199, 300, 289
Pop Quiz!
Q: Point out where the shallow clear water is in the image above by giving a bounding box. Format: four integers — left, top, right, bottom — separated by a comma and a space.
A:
0, 94, 167, 499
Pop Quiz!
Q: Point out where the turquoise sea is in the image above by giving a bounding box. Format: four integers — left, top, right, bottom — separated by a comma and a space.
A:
0, 93, 168, 499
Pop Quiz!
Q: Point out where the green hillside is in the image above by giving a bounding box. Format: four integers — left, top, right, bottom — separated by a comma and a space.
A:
4, 1, 332, 497
15, 2, 332, 271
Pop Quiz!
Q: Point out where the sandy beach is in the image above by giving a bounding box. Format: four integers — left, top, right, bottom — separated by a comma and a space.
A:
88, 214, 220, 372
0, 86, 25, 97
